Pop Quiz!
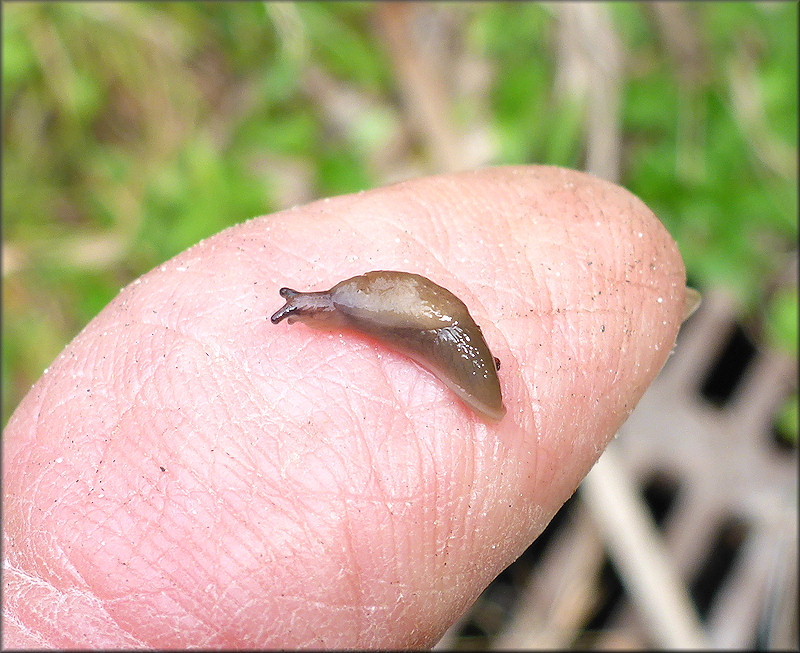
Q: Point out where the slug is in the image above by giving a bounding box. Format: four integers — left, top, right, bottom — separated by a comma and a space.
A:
270, 271, 506, 421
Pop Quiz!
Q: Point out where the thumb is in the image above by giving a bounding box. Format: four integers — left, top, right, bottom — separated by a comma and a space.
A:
3, 165, 688, 648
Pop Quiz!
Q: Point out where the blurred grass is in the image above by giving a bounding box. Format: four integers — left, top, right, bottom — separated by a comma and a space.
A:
2, 2, 797, 439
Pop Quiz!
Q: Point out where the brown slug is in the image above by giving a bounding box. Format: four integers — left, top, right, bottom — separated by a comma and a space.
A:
270, 271, 506, 421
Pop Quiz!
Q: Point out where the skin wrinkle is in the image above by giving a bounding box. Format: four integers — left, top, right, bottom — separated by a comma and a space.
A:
364, 335, 451, 421
449, 423, 475, 552
520, 219, 676, 432
384, 189, 491, 286
376, 442, 435, 604
424, 204, 458, 269
373, 350, 415, 420
205, 562, 252, 635
383, 411, 432, 570
456, 425, 483, 530
4, 613, 48, 650
19, 465, 110, 584
378, 224, 450, 281
101, 408, 266, 636
427, 433, 446, 588
339, 488, 370, 641
3, 565, 144, 647
395, 184, 452, 246
443, 477, 472, 592
369, 475, 404, 599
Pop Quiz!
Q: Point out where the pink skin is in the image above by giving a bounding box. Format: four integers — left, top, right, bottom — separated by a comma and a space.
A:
3, 166, 688, 649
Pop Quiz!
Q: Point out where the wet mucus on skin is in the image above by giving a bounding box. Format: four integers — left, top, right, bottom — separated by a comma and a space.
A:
270, 270, 506, 421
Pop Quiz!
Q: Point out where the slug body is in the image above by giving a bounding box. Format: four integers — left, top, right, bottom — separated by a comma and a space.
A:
270, 271, 506, 421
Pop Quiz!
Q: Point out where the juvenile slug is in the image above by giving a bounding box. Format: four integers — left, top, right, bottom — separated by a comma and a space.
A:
270, 271, 506, 421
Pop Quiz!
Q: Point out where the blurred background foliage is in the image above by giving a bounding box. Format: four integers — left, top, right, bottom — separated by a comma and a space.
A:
2, 2, 797, 437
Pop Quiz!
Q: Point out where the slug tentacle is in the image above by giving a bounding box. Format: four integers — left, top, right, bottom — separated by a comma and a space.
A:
269, 288, 299, 323
271, 288, 338, 326
270, 270, 506, 421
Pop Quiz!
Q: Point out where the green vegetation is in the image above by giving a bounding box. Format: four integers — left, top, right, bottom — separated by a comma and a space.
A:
3, 2, 797, 440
